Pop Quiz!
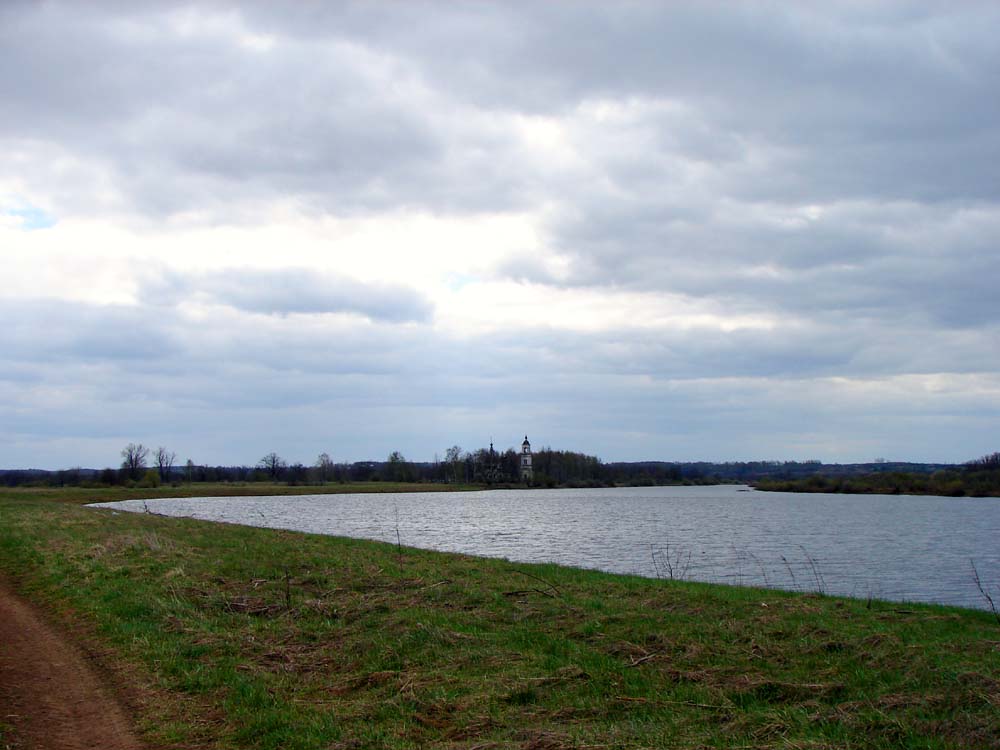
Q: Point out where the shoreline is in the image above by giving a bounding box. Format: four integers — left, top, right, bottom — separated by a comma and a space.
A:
89, 486, 997, 614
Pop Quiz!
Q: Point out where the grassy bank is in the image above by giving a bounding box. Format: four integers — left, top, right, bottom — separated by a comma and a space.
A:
1, 481, 483, 506
0, 489, 998, 749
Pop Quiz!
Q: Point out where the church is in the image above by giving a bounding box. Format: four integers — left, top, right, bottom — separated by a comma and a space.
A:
477, 435, 534, 484
520, 435, 533, 481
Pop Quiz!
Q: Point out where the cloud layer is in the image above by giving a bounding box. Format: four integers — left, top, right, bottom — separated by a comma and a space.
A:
2, 2, 998, 468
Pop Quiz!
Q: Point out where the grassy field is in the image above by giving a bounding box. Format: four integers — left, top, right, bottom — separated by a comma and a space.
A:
0, 486, 998, 749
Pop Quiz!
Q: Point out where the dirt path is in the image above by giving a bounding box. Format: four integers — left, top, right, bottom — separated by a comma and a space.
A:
0, 580, 145, 750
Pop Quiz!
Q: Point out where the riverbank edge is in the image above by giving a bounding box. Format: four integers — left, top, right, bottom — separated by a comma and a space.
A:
1, 488, 998, 749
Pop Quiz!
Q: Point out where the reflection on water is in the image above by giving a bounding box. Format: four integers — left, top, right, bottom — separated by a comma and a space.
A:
91, 485, 1000, 610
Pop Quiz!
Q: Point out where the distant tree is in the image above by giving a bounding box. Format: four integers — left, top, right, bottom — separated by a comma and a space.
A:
258, 452, 286, 480
139, 468, 161, 488
385, 451, 412, 482
968, 452, 1000, 469
56, 468, 82, 487
154, 446, 177, 481
185, 459, 195, 483
349, 461, 377, 482
501, 448, 519, 480
444, 445, 464, 483
120, 443, 149, 481
286, 463, 308, 485
315, 452, 334, 483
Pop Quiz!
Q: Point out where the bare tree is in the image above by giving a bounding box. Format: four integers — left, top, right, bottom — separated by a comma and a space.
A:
120, 443, 149, 481
315, 452, 334, 483
154, 446, 177, 482
445, 445, 463, 483
259, 452, 286, 480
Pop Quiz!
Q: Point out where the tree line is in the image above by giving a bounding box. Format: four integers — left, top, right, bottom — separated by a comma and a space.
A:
0, 442, 701, 489
753, 452, 1000, 497
4, 444, 994, 495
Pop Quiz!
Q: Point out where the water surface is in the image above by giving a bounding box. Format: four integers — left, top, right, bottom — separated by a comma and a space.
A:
91, 485, 1000, 610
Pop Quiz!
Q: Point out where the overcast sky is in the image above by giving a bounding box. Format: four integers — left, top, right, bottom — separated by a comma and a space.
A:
3, 2, 999, 470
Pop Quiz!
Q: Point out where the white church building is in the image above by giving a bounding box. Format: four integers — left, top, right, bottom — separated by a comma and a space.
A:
520, 435, 533, 481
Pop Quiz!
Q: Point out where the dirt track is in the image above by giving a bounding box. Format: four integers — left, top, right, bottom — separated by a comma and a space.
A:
0, 580, 144, 750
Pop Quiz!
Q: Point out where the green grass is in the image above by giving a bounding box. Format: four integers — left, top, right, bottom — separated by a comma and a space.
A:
0, 488, 998, 749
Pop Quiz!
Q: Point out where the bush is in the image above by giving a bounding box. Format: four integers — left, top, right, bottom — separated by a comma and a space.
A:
138, 469, 161, 488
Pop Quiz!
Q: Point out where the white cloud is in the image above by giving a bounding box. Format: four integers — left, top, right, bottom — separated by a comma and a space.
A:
1, 1, 998, 468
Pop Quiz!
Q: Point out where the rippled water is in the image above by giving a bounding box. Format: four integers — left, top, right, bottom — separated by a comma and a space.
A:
91, 485, 1000, 610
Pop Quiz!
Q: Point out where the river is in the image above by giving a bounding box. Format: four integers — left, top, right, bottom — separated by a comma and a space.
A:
91, 485, 1000, 610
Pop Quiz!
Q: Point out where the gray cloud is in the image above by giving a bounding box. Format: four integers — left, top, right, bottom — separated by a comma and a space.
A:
3, 2, 998, 225
0, 2, 529, 220
156, 268, 435, 323
532, 196, 1000, 333
2, 2, 999, 468
2, 299, 178, 363
3, 293, 998, 466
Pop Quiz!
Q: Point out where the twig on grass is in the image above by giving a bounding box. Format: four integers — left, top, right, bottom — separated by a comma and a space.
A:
393, 505, 403, 574
747, 551, 770, 587
616, 695, 729, 711
800, 545, 826, 595
419, 579, 452, 591
502, 588, 556, 599
971, 559, 1000, 625
627, 652, 659, 667
781, 555, 798, 591
511, 568, 562, 597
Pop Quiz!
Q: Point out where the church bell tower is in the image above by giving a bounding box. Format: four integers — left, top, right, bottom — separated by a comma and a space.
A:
520, 435, 533, 481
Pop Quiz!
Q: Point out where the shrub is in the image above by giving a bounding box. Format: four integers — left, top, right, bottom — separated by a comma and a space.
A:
138, 469, 161, 488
